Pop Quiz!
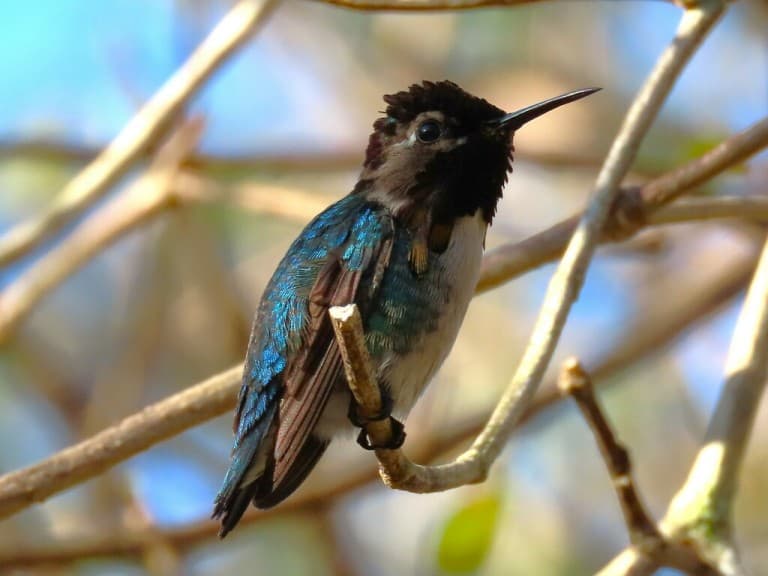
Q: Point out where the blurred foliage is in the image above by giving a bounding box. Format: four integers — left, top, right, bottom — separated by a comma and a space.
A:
436, 491, 503, 574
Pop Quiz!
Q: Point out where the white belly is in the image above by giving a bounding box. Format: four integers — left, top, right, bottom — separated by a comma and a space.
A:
314, 211, 486, 438
383, 211, 486, 414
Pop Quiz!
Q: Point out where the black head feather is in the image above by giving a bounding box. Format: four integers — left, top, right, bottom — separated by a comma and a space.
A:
382, 81, 504, 134
362, 80, 514, 224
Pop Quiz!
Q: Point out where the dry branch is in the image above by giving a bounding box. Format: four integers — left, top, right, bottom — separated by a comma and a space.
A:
0, 366, 242, 520
558, 358, 660, 547
0, 119, 204, 342
597, 231, 768, 575
0, 247, 752, 564
0, 0, 278, 268
478, 114, 768, 292
660, 232, 768, 571
355, 0, 726, 492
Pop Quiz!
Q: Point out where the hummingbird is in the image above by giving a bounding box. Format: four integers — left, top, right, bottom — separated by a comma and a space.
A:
213, 81, 599, 536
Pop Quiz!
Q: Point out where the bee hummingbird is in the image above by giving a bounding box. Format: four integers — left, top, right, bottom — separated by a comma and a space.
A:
213, 81, 599, 536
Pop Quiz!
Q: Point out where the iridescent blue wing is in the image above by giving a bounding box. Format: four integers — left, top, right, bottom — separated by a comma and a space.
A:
214, 195, 393, 535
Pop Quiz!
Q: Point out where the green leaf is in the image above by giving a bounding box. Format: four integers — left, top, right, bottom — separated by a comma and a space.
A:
436, 492, 503, 574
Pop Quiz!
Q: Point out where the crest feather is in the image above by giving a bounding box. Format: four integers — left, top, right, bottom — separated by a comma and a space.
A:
382, 81, 504, 131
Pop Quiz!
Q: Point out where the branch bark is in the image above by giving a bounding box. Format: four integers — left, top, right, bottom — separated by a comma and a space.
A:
0, 0, 278, 268
347, 0, 725, 493
558, 358, 660, 547
0, 245, 751, 562
660, 231, 768, 572
0, 119, 204, 342
478, 114, 768, 293
0, 366, 242, 520
596, 230, 768, 575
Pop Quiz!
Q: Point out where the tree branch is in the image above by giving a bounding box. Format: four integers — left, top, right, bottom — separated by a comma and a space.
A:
0, 119, 204, 342
0, 0, 278, 268
477, 114, 768, 293
308, 0, 677, 11
0, 245, 751, 562
598, 229, 768, 575
558, 358, 660, 547
0, 366, 242, 520
365, 0, 725, 492
660, 235, 768, 572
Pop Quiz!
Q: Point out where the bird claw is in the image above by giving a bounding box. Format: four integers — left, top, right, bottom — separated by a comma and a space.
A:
347, 390, 394, 427
347, 392, 406, 450
356, 417, 406, 451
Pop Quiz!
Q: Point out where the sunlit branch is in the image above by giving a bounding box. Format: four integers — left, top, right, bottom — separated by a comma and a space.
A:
0, 247, 752, 563
659, 236, 768, 573
0, 0, 278, 268
0, 366, 242, 520
478, 114, 768, 292
354, 0, 726, 493
308, 0, 678, 11
0, 119, 204, 343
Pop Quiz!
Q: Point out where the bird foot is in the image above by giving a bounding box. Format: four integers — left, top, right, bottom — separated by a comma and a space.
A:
356, 417, 406, 451
347, 393, 406, 450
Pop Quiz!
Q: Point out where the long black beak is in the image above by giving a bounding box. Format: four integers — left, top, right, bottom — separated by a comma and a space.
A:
487, 87, 601, 132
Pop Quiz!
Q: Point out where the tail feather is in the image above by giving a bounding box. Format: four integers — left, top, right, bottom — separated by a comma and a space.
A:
255, 434, 329, 509
213, 410, 277, 538
213, 479, 261, 538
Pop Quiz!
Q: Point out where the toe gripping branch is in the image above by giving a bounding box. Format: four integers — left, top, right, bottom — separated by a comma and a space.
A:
348, 391, 406, 451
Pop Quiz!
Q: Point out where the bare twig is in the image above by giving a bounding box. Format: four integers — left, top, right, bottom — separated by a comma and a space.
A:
0, 0, 278, 268
0, 248, 750, 562
649, 196, 768, 225
478, 114, 768, 293
0, 139, 613, 175
310, 0, 676, 11
342, 0, 725, 493
559, 358, 660, 547
598, 230, 768, 575
660, 232, 768, 571
0, 119, 204, 342
0, 365, 242, 520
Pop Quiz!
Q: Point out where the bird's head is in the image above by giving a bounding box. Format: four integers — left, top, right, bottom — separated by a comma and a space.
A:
360, 81, 599, 224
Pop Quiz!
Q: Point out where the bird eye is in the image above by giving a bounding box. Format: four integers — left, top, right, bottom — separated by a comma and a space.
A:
416, 120, 441, 143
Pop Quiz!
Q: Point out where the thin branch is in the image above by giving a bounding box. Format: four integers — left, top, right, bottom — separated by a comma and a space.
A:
558, 358, 660, 547
600, 228, 768, 575
649, 196, 768, 225
660, 232, 768, 570
0, 365, 243, 520
309, 0, 676, 11
0, 247, 750, 562
477, 114, 768, 293
363, 0, 724, 493
0, 139, 613, 175
0, 0, 278, 268
2, 111, 764, 342
0, 119, 204, 343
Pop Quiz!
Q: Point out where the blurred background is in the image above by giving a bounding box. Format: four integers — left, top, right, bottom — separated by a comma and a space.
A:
0, 0, 767, 574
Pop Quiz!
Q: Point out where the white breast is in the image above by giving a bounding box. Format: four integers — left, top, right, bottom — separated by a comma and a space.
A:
315, 210, 487, 439
383, 210, 487, 415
